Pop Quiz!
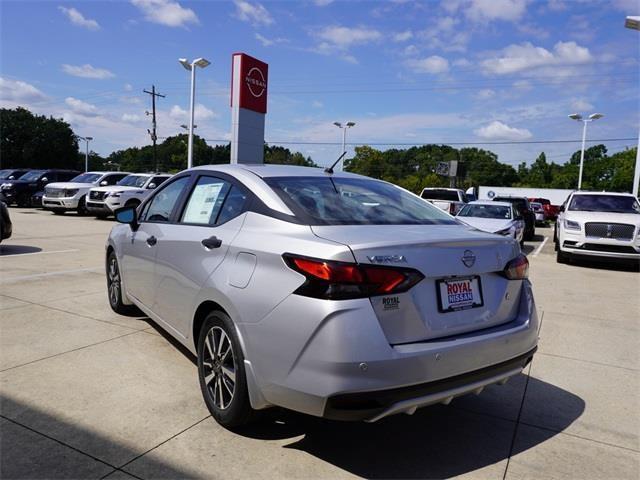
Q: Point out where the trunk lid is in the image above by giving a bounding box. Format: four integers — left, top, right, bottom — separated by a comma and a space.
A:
311, 224, 523, 344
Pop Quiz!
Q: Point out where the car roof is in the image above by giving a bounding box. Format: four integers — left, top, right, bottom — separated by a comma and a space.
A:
190, 163, 365, 179
469, 200, 513, 207
570, 191, 634, 197
493, 195, 527, 200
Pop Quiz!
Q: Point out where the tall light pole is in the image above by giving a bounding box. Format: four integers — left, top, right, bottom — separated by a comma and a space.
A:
333, 121, 356, 171
76, 135, 93, 172
179, 57, 211, 169
568, 113, 603, 190
625, 16, 640, 197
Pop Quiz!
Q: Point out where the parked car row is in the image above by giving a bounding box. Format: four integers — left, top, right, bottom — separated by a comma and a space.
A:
0, 169, 172, 218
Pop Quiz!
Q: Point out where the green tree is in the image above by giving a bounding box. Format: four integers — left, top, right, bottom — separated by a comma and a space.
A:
0, 107, 79, 169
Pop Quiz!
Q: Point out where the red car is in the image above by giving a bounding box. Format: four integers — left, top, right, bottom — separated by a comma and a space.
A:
528, 197, 559, 221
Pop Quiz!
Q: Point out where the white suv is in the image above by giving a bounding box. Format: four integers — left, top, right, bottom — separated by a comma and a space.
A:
556, 191, 640, 264
43, 172, 130, 215
86, 173, 171, 218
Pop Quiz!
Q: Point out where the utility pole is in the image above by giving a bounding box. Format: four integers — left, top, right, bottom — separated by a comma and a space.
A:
144, 85, 165, 172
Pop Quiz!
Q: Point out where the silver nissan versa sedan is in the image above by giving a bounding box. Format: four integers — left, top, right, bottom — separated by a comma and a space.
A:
106, 164, 538, 428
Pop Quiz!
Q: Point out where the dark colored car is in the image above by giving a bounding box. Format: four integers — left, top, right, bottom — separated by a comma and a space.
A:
493, 196, 536, 241
0, 169, 31, 181
0, 169, 80, 207
528, 197, 560, 221
31, 191, 45, 208
0, 201, 12, 243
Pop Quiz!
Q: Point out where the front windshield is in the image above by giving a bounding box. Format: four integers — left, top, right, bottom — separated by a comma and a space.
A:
70, 173, 102, 184
569, 194, 640, 214
0, 170, 11, 179
18, 170, 45, 182
266, 176, 456, 225
117, 175, 148, 187
458, 204, 512, 220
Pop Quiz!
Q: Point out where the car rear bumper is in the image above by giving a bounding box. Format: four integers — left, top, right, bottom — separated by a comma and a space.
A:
242, 280, 539, 420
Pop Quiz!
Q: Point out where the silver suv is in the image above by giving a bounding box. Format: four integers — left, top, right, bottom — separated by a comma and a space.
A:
106, 164, 538, 428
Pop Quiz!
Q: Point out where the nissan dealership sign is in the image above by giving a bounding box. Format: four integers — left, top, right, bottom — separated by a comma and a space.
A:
231, 53, 268, 114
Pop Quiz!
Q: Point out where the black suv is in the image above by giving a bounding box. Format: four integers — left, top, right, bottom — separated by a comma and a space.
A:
0, 169, 80, 207
493, 196, 536, 241
0, 169, 31, 181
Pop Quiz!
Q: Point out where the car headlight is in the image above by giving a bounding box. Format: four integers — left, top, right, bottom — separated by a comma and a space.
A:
564, 219, 581, 231
64, 189, 79, 197
108, 191, 123, 198
495, 227, 513, 236
1, 183, 13, 189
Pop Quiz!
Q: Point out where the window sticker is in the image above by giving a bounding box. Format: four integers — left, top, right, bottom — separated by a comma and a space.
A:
183, 182, 224, 224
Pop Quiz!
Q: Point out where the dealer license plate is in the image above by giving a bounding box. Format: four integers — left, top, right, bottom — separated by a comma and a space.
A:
437, 276, 484, 313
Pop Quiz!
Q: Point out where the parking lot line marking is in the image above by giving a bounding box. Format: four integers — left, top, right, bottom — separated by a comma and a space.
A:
0, 248, 79, 258
531, 236, 548, 257
0, 267, 102, 283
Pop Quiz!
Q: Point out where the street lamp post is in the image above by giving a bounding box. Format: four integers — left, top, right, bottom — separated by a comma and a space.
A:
76, 135, 93, 172
568, 113, 603, 190
333, 121, 356, 171
179, 57, 211, 169
625, 16, 640, 197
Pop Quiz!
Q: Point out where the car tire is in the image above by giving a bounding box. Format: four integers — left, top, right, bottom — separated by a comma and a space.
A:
16, 193, 30, 208
556, 248, 570, 264
197, 311, 255, 429
106, 252, 140, 316
77, 196, 88, 216
95, 214, 109, 219
52, 210, 65, 215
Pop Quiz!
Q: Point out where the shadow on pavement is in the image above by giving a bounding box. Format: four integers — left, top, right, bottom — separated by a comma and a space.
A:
567, 256, 640, 272
0, 395, 199, 479
0, 245, 42, 256
235, 375, 584, 479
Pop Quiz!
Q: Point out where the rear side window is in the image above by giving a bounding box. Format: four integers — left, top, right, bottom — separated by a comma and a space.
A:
142, 176, 190, 223
266, 176, 456, 225
150, 176, 169, 188
181, 176, 231, 225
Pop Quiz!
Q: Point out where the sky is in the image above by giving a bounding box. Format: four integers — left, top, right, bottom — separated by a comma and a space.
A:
1, 0, 638, 168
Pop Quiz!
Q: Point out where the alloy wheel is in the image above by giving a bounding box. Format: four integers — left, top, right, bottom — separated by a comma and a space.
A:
107, 256, 120, 307
202, 326, 236, 410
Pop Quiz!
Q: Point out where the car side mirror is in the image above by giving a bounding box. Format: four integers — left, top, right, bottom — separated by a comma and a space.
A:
559, 205, 565, 212
100, 180, 109, 186
147, 183, 156, 189
115, 206, 138, 230
41, 177, 48, 183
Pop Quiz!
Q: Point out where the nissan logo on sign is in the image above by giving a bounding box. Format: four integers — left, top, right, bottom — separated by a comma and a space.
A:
232, 53, 268, 114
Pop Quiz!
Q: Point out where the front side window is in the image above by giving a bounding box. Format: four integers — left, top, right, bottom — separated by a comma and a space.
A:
569, 194, 640, 214
181, 177, 231, 225
266, 176, 456, 225
20, 170, 46, 182
142, 176, 190, 223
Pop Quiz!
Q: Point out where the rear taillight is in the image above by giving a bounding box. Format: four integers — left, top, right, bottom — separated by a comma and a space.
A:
501, 254, 529, 280
283, 254, 424, 300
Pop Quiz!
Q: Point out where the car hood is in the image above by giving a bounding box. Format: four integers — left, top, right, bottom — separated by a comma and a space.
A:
565, 211, 640, 224
90, 185, 139, 193
46, 182, 95, 189
457, 217, 514, 233
1, 180, 35, 188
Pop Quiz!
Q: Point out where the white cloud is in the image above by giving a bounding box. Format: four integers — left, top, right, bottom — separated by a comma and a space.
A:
233, 0, 274, 26
0, 77, 47, 103
613, 0, 639, 12
121, 113, 142, 123
131, 0, 199, 28
405, 55, 449, 74
546, 0, 566, 11
570, 98, 594, 111
314, 0, 334, 5
417, 16, 469, 53
465, 0, 528, 22
62, 64, 115, 79
124, 83, 133, 92
65, 97, 99, 117
58, 6, 100, 30
403, 45, 419, 57
169, 103, 216, 121
474, 121, 532, 140
481, 41, 592, 75
311, 100, 323, 108
453, 58, 471, 67
393, 30, 413, 42
316, 25, 381, 48
255, 32, 287, 46
476, 89, 496, 100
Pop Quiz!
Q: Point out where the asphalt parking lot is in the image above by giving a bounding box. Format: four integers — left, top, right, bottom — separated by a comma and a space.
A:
1, 208, 638, 480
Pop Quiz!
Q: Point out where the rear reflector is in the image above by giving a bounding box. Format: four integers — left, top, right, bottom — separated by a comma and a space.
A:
283, 254, 424, 300
501, 254, 529, 280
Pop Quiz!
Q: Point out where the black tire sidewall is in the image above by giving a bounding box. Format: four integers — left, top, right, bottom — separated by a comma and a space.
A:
197, 311, 253, 428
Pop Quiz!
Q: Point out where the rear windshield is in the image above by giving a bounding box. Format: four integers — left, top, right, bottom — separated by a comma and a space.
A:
265, 176, 456, 225
494, 197, 528, 209
70, 173, 102, 183
117, 175, 149, 187
458, 204, 512, 219
421, 189, 461, 201
568, 194, 640, 214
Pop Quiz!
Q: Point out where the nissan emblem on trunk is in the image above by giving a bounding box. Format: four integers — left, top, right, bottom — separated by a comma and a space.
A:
462, 250, 476, 268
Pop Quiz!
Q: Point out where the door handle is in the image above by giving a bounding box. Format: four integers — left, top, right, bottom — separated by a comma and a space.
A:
201, 236, 222, 249
146, 236, 157, 246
